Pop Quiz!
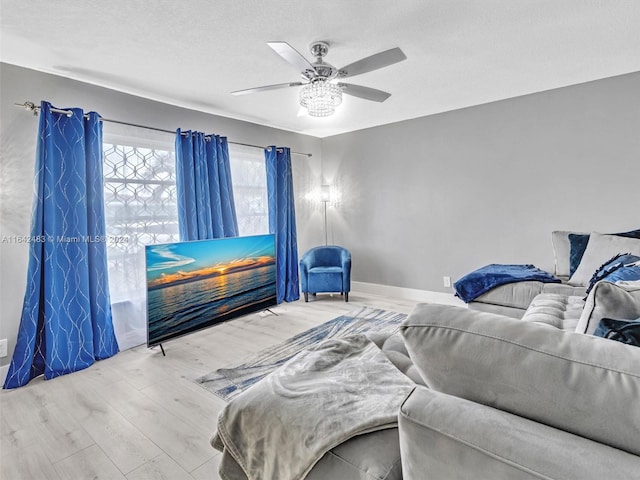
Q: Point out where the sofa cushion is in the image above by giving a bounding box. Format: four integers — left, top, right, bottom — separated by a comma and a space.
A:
540, 282, 586, 295
401, 304, 640, 456
471, 280, 586, 312
467, 301, 529, 319
569, 233, 640, 286
471, 281, 545, 311
577, 280, 640, 334
399, 387, 640, 480
520, 293, 584, 331
307, 428, 402, 480
368, 332, 426, 386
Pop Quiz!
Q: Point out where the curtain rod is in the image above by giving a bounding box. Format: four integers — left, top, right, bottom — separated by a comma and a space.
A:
14, 101, 312, 158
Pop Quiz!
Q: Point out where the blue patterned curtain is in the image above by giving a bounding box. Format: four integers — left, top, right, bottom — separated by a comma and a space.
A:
265, 146, 300, 303
4, 102, 119, 389
175, 130, 238, 241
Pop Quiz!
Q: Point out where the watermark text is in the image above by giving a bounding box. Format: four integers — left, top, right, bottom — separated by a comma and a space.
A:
2, 235, 129, 245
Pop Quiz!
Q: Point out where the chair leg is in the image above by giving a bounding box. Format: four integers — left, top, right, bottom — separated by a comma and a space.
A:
345, 292, 349, 302
304, 292, 308, 302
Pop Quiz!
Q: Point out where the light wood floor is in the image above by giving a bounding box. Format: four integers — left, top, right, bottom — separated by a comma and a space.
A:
0, 291, 420, 480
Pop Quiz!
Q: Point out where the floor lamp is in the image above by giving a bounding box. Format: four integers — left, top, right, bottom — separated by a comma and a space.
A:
320, 184, 331, 245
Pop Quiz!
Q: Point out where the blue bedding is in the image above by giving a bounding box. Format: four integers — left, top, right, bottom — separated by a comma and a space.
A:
454, 264, 561, 303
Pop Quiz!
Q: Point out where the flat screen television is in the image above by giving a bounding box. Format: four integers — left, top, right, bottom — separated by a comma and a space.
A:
145, 234, 277, 347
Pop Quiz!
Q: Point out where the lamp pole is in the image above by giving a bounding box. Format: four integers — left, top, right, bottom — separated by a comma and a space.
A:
320, 184, 331, 245
323, 200, 328, 245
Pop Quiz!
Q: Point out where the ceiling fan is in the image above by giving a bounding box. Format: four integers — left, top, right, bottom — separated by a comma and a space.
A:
231, 41, 407, 117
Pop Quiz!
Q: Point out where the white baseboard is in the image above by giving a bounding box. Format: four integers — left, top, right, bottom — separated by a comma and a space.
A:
352, 281, 466, 307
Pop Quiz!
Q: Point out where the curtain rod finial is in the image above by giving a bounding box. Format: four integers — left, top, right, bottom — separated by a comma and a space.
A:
16, 101, 39, 115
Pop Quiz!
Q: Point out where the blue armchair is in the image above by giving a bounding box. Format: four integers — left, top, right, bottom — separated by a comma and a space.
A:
299, 246, 351, 302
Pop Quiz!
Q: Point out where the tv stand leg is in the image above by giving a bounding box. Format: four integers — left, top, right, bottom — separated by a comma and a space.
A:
159, 344, 166, 356
264, 308, 279, 316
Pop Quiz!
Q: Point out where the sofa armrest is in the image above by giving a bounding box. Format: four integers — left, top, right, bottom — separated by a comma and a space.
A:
577, 280, 640, 334
399, 387, 640, 480
401, 304, 640, 456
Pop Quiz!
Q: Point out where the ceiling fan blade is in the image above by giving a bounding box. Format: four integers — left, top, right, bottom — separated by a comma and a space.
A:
231, 82, 304, 96
267, 42, 315, 74
338, 83, 391, 102
338, 47, 406, 78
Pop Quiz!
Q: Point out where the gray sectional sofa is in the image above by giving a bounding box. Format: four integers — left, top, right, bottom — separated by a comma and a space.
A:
309, 231, 640, 479
215, 230, 640, 479
393, 230, 640, 478
305, 278, 640, 480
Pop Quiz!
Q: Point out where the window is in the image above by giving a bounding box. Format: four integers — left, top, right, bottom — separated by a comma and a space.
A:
101, 129, 269, 349
228, 143, 269, 236
102, 126, 179, 349
103, 142, 179, 296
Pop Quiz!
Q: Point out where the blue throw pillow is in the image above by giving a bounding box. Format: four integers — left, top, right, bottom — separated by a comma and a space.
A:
602, 265, 640, 284
594, 317, 640, 347
568, 234, 590, 277
569, 229, 640, 277
585, 253, 640, 296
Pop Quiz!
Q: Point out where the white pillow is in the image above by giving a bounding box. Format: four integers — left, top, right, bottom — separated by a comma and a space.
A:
568, 233, 640, 286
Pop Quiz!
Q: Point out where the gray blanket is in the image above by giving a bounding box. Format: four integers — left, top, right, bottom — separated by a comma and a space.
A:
211, 334, 415, 480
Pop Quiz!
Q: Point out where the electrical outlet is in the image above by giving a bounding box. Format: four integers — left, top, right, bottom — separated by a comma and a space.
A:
0, 339, 7, 358
443, 276, 451, 288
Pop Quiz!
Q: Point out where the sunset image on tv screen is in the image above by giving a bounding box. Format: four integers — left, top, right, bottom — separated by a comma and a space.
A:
145, 234, 276, 346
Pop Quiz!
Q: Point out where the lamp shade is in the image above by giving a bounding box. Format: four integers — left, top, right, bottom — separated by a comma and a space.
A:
320, 184, 331, 202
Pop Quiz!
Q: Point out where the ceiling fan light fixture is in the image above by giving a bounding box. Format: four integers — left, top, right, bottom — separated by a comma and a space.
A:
234, 41, 405, 117
299, 79, 343, 117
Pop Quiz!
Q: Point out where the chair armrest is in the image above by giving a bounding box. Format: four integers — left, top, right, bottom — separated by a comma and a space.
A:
299, 256, 311, 292
300, 251, 316, 269
299, 257, 310, 273
340, 249, 351, 265
340, 250, 351, 291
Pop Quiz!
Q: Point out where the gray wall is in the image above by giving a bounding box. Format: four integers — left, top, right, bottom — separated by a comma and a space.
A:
321, 72, 640, 292
0, 63, 322, 367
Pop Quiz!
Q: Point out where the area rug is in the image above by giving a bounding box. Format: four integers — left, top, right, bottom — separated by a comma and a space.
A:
195, 306, 407, 401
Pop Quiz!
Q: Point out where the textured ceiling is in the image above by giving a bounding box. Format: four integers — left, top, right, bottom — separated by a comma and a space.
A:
2, 0, 640, 138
